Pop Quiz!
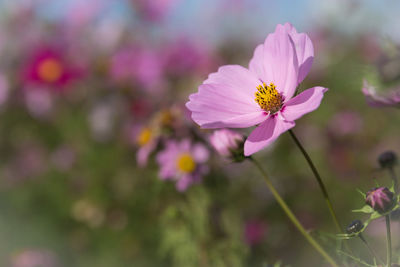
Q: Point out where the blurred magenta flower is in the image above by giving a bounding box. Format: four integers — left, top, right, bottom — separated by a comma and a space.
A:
209, 129, 245, 161
186, 23, 327, 156
11, 249, 59, 267
244, 220, 267, 246
110, 46, 165, 92
362, 80, 400, 108
156, 139, 209, 191
164, 37, 217, 76
22, 47, 80, 90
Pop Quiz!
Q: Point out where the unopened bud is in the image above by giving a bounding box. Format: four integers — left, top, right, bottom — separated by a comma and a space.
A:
378, 151, 397, 169
209, 129, 245, 162
365, 187, 395, 214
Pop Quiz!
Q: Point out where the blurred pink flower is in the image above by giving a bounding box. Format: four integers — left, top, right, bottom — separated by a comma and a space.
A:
362, 80, 400, 108
164, 37, 217, 76
328, 111, 362, 136
11, 249, 58, 267
0, 73, 10, 107
24, 88, 53, 118
22, 46, 81, 90
110, 46, 165, 92
156, 139, 209, 191
209, 129, 244, 160
186, 23, 327, 156
244, 220, 267, 246
135, 126, 158, 167
131, 0, 179, 22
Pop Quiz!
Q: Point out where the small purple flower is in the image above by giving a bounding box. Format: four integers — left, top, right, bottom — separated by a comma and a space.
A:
362, 80, 400, 108
209, 129, 245, 161
156, 139, 209, 192
365, 187, 395, 214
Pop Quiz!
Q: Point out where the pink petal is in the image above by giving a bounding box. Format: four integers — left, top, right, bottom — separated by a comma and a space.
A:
192, 143, 209, 163
280, 23, 314, 84
244, 116, 295, 156
262, 25, 299, 100
282, 86, 328, 121
249, 44, 264, 79
204, 65, 260, 96
186, 83, 266, 129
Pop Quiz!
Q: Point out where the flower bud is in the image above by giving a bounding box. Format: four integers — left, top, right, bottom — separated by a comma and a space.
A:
209, 129, 245, 162
346, 219, 364, 234
378, 150, 397, 169
365, 187, 395, 214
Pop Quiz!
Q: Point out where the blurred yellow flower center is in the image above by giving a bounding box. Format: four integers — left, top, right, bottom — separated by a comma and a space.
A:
176, 153, 196, 173
38, 58, 63, 83
255, 82, 283, 113
137, 128, 152, 146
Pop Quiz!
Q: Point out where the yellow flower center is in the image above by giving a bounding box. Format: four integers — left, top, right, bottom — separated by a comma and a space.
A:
255, 82, 283, 113
176, 153, 196, 173
137, 128, 152, 146
37, 58, 63, 83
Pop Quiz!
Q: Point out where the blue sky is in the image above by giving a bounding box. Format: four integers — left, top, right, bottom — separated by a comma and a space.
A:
2, 0, 400, 43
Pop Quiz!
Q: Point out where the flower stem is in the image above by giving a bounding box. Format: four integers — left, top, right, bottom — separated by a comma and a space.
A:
359, 234, 384, 265
250, 157, 338, 267
288, 129, 342, 233
385, 215, 392, 267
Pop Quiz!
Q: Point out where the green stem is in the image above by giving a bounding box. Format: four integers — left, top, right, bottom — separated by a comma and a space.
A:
385, 215, 392, 267
288, 129, 341, 233
250, 157, 338, 267
359, 234, 384, 265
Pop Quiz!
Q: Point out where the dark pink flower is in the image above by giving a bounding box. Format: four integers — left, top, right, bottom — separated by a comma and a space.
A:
22, 47, 80, 90
156, 139, 209, 192
186, 23, 327, 156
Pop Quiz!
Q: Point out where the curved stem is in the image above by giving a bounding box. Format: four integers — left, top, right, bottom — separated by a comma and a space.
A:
288, 129, 342, 233
385, 215, 392, 267
250, 157, 338, 267
359, 234, 384, 265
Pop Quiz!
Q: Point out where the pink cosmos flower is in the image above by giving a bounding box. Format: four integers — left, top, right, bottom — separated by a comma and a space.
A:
362, 80, 400, 108
156, 139, 209, 192
186, 23, 328, 156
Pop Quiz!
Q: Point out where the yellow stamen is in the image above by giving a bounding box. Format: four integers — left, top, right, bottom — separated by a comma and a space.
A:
176, 153, 196, 173
255, 82, 283, 113
137, 127, 152, 146
37, 58, 63, 83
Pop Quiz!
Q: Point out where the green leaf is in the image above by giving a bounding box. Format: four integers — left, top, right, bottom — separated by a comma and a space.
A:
356, 188, 366, 198
352, 205, 374, 214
